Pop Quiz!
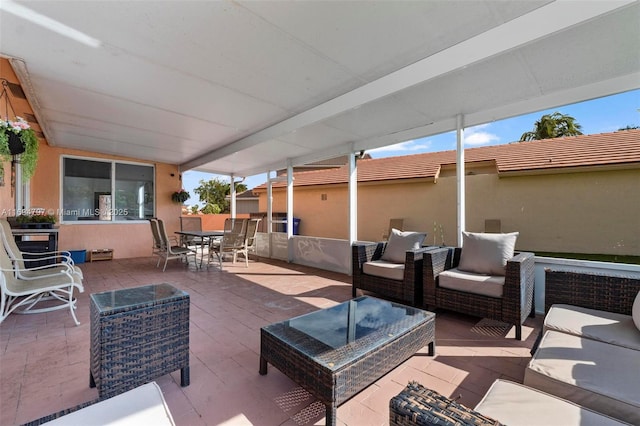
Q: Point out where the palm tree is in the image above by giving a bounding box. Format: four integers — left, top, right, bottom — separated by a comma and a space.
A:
520, 112, 583, 141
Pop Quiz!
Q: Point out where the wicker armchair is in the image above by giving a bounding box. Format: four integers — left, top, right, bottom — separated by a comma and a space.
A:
423, 247, 535, 340
352, 242, 433, 306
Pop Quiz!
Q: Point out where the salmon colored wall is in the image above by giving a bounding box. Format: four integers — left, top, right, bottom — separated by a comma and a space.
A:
182, 213, 251, 231
26, 143, 183, 258
256, 167, 640, 256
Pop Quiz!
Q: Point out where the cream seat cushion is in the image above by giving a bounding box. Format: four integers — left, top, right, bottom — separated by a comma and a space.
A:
439, 267, 505, 298
43, 382, 175, 425
524, 330, 640, 425
363, 260, 404, 281
544, 304, 640, 351
475, 379, 628, 426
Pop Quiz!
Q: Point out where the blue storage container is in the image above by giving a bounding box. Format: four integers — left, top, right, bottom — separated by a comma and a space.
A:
68, 249, 86, 264
282, 218, 301, 235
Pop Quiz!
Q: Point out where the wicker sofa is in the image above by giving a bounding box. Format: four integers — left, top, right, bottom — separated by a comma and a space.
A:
390, 380, 628, 426
523, 269, 640, 424
352, 230, 432, 306
389, 269, 640, 426
422, 242, 535, 340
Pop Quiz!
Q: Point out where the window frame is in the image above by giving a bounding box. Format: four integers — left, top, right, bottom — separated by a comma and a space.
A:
60, 155, 155, 224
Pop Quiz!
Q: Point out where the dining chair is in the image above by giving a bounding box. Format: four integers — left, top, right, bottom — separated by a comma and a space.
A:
209, 218, 248, 269
148, 219, 163, 260
179, 216, 204, 249
156, 218, 196, 271
234, 219, 260, 267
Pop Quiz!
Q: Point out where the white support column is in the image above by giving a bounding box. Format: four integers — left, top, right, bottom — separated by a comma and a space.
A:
348, 149, 357, 244
14, 160, 23, 212
456, 114, 465, 247
229, 174, 236, 218
267, 172, 274, 258
286, 162, 294, 263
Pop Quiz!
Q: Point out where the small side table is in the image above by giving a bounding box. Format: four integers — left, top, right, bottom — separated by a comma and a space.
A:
89, 283, 190, 398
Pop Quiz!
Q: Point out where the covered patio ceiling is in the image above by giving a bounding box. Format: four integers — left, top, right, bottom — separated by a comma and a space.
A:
1, 1, 638, 178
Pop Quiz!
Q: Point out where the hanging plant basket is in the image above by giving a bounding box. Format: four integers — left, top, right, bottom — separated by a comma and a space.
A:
7, 131, 26, 155
0, 79, 40, 180
171, 190, 190, 204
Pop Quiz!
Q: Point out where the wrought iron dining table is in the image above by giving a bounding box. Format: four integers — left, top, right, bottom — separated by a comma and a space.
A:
175, 230, 224, 268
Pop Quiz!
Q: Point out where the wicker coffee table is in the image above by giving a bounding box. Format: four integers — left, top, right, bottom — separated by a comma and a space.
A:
89, 283, 190, 398
260, 296, 435, 425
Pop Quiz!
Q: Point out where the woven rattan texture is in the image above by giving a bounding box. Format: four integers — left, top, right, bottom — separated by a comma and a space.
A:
544, 269, 640, 315
261, 309, 435, 423
423, 247, 535, 340
90, 292, 189, 398
389, 382, 502, 426
352, 242, 435, 306
21, 399, 99, 426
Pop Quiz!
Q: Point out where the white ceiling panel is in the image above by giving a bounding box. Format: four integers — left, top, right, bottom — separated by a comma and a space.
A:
0, 0, 637, 178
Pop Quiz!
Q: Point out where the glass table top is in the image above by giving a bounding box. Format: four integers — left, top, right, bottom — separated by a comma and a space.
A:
90, 283, 189, 314
262, 296, 434, 371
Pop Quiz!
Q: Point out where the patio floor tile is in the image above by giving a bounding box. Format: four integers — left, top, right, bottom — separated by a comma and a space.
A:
0, 256, 541, 425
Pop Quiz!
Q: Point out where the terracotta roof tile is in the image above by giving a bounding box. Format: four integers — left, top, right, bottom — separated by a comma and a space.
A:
257, 129, 640, 189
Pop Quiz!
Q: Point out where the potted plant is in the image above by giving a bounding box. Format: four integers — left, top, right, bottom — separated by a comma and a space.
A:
0, 116, 39, 181
15, 212, 56, 228
171, 189, 190, 204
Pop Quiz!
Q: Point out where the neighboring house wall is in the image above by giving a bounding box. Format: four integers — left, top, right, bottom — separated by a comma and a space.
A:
235, 198, 259, 214
258, 165, 640, 257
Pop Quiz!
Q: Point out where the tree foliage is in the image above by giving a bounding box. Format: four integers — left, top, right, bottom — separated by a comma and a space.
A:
520, 112, 583, 141
193, 178, 247, 214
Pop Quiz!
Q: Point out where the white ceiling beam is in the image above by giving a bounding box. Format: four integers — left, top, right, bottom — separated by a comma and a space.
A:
229, 72, 640, 177
181, 0, 635, 172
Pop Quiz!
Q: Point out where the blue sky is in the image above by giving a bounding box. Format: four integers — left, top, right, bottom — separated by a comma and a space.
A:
182, 89, 639, 201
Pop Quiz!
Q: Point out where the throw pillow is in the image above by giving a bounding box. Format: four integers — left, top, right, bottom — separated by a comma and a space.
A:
381, 228, 427, 264
458, 231, 519, 276
633, 291, 640, 332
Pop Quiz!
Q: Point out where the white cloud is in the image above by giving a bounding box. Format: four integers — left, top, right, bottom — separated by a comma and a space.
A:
368, 139, 433, 154
464, 124, 500, 146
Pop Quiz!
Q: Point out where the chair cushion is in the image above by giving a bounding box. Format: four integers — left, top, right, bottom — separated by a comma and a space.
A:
42, 382, 175, 425
475, 379, 628, 426
439, 267, 505, 298
633, 291, 640, 331
381, 228, 426, 263
544, 304, 640, 351
524, 330, 640, 425
363, 260, 405, 281
458, 231, 518, 276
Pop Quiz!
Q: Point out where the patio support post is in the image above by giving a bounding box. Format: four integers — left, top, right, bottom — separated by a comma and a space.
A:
267, 172, 274, 258
286, 162, 294, 263
14, 160, 23, 213
348, 149, 357, 276
456, 114, 465, 247
348, 148, 357, 244
229, 174, 236, 218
